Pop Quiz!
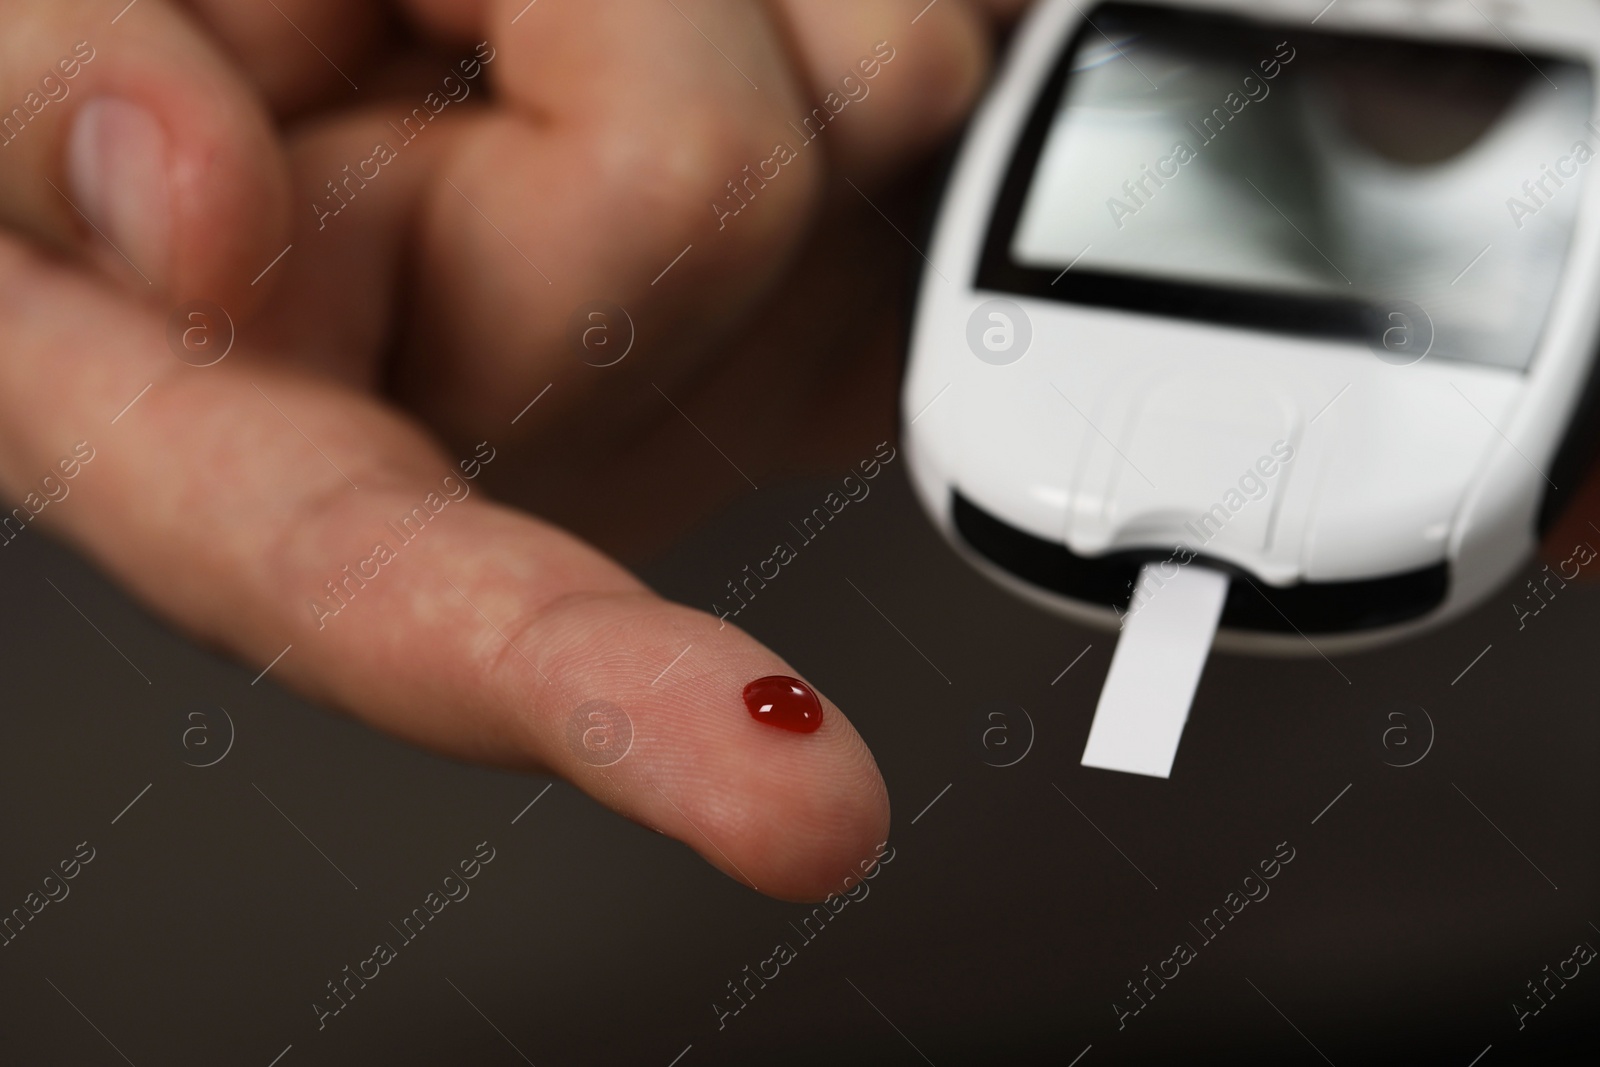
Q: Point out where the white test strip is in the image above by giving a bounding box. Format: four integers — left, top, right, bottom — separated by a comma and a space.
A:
1081, 563, 1230, 779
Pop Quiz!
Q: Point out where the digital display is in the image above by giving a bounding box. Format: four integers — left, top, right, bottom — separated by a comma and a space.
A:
984, 3, 1594, 369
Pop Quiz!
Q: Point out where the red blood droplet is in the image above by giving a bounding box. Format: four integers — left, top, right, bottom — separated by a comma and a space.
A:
743, 675, 823, 733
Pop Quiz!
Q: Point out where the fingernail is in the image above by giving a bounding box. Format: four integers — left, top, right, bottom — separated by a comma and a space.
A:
66, 98, 169, 288
743, 676, 823, 733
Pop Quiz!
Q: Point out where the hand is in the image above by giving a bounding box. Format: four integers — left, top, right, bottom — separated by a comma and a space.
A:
0, 0, 1019, 901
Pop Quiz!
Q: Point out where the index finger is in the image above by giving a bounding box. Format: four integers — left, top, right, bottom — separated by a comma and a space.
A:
0, 235, 890, 902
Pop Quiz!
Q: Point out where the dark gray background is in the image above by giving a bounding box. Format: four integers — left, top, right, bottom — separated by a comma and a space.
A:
1, 460, 1596, 1065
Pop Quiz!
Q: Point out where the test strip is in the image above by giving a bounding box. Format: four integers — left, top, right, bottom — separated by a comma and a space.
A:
1081, 564, 1229, 779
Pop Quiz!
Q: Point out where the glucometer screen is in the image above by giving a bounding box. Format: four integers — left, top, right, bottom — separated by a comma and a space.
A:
980, 2, 1594, 370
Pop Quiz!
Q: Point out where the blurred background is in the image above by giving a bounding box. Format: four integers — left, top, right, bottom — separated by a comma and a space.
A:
1, 453, 1596, 1064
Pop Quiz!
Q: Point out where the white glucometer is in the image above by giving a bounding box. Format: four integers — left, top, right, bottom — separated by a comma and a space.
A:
904, 0, 1600, 776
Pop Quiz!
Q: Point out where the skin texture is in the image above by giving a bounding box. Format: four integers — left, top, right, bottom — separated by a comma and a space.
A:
0, 0, 1596, 903
0, 0, 1017, 903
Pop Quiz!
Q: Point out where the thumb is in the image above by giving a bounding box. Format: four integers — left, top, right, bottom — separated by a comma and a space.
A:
0, 0, 290, 311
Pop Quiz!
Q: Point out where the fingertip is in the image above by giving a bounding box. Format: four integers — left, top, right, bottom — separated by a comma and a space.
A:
54, 11, 292, 313
522, 594, 892, 902
901, 0, 992, 152
63, 96, 170, 290
772, 0, 991, 182
694, 691, 891, 902
161, 83, 293, 315
651, 673, 891, 902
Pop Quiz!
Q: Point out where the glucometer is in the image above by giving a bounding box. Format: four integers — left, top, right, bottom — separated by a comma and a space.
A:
904, 0, 1600, 777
